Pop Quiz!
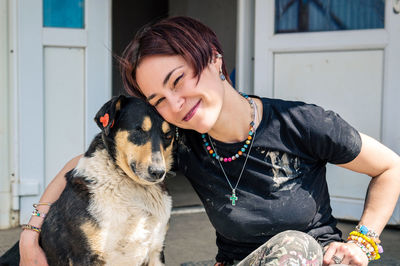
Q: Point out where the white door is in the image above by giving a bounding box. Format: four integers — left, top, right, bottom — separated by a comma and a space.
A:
254, 0, 400, 224
16, 0, 111, 223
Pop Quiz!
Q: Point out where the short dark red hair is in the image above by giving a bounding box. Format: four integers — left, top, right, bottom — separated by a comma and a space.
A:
120, 16, 229, 99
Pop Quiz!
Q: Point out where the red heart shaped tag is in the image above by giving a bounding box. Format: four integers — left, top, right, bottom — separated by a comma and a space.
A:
100, 113, 109, 127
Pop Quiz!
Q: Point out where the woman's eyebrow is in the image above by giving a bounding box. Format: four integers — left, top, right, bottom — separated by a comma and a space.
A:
146, 65, 184, 102
146, 94, 156, 102
163, 65, 183, 86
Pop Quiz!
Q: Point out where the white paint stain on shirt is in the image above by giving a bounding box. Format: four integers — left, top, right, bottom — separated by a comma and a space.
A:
265, 150, 301, 191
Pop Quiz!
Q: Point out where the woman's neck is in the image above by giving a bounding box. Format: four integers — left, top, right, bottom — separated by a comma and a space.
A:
207, 85, 255, 143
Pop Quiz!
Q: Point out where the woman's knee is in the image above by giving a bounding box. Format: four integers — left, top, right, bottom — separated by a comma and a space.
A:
268, 230, 320, 248
241, 230, 323, 266
268, 230, 323, 263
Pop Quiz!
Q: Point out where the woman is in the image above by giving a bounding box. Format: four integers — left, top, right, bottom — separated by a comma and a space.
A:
20, 16, 400, 266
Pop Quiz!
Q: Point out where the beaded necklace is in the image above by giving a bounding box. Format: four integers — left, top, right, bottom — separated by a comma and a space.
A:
201, 93, 255, 163
201, 92, 257, 206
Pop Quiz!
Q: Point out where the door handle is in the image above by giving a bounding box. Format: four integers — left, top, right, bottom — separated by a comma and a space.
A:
394, 0, 400, 14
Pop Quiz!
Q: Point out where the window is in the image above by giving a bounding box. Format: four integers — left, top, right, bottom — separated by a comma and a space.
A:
43, 0, 85, 28
275, 0, 385, 33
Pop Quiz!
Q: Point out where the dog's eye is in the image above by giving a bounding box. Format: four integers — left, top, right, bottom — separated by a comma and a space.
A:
135, 127, 144, 132
165, 131, 173, 139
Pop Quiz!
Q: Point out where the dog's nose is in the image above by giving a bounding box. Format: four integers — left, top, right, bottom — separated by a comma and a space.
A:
148, 166, 166, 180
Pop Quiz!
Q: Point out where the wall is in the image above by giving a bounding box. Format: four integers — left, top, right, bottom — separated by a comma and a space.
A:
111, 0, 237, 95
112, 0, 168, 96
169, 0, 237, 82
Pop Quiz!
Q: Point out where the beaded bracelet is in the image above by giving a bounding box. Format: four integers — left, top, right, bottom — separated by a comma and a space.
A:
347, 240, 378, 261
348, 231, 382, 260
351, 229, 384, 254
31, 209, 47, 218
355, 224, 381, 244
33, 202, 52, 208
349, 231, 379, 253
347, 236, 378, 260
21, 224, 42, 233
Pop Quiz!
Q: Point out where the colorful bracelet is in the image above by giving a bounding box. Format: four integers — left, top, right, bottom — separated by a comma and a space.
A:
33, 202, 52, 208
31, 209, 47, 218
348, 231, 382, 260
355, 224, 381, 244
347, 236, 378, 260
347, 240, 377, 261
351, 226, 384, 254
21, 224, 42, 233
349, 231, 379, 253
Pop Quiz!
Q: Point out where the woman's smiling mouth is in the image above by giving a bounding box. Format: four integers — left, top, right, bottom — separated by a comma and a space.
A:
183, 99, 201, 121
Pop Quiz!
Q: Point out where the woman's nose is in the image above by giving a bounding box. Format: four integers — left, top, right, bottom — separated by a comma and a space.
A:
169, 94, 184, 113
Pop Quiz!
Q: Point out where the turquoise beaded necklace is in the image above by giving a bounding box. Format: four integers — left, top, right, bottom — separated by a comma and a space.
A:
201, 92, 257, 206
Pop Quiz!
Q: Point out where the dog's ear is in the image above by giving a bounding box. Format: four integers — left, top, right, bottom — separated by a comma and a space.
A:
95, 95, 126, 135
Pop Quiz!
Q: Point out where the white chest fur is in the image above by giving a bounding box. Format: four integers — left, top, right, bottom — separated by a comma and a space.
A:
75, 150, 172, 265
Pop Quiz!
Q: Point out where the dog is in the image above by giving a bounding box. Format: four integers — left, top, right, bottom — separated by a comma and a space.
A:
0, 95, 174, 266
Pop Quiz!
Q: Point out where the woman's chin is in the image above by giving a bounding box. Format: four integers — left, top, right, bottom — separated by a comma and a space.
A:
179, 115, 217, 133
196, 123, 216, 134
183, 122, 213, 134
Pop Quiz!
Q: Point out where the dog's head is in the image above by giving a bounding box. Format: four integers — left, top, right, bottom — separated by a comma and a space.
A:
94, 95, 174, 185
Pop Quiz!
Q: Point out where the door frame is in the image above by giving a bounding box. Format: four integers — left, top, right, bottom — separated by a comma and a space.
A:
253, 0, 400, 223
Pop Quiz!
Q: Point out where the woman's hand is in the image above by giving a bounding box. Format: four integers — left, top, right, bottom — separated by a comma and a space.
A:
323, 241, 368, 266
19, 230, 48, 266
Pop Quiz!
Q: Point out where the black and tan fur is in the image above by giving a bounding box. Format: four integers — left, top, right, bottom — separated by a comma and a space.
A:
0, 96, 174, 266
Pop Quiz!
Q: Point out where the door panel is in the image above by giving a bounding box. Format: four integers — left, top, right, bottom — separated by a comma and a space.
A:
274, 50, 383, 141
44, 47, 85, 186
274, 50, 383, 200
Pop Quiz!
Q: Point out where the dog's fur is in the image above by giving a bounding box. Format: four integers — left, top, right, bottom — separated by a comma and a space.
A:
0, 96, 174, 266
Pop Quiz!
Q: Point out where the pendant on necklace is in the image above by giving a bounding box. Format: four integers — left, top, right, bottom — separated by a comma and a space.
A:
230, 189, 238, 206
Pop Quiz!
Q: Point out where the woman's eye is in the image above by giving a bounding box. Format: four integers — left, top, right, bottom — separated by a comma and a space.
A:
154, 97, 165, 107
173, 73, 184, 88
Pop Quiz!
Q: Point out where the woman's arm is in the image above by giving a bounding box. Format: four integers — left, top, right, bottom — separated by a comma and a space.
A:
339, 133, 400, 234
19, 155, 82, 266
323, 133, 400, 265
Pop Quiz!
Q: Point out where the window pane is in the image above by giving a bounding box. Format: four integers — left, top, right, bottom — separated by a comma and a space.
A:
275, 0, 384, 33
43, 0, 84, 28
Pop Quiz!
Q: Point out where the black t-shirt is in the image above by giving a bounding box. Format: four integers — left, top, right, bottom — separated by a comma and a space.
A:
175, 97, 362, 262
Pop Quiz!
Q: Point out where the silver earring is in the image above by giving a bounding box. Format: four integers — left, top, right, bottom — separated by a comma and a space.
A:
219, 69, 226, 81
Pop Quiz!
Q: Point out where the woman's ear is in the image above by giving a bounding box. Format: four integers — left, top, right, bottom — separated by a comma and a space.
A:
211, 52, 223, 72
211, 49, 223, 63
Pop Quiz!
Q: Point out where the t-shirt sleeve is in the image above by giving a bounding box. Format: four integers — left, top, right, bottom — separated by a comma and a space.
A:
301, 104, 362, 164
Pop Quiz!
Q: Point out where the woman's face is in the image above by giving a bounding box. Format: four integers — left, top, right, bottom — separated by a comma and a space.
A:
136, 55, 225, 133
